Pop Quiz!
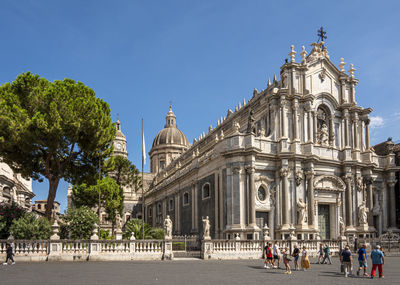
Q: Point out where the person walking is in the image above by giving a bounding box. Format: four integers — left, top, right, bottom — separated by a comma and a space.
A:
282, 247, 292, 274
301, 246, 310, 271
264, 242, 273, 269
341, 245, 353, 277
317, 243, 324, 264
3, 244, 15, 265
292, 244, 300, 271
370, 245, 384, 279
322, 244, 332, 264
357, 244, 369, 277
272, 241, 281, 269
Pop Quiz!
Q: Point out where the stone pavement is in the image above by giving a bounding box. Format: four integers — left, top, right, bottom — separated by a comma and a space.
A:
1, 257, 400, 285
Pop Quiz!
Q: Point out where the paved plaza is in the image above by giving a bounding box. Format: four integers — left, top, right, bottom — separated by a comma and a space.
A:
1, 257, 400, 285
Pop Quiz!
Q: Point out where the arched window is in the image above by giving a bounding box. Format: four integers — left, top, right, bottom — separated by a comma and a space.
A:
202, 183, 210, 199
183, 192, 189, 206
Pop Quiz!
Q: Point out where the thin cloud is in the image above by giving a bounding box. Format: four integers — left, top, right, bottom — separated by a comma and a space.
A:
370, 116, 384, 129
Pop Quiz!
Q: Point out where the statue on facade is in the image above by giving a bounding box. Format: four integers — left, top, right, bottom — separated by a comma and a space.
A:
339, 216, 345, 237
116, 213, 122, 230
233, 121, 240, 134
297, 198, 307, 225
164, 215, 173, 239
358, 201, 368, 225
202, 216, 211, 240
319, 123, 329, 146
247, 110, 255, 134
356, 177, 364, 192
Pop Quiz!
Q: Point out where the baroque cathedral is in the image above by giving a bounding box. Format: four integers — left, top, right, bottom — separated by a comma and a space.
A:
141, 41, 399, 241
77, 40, 400, 240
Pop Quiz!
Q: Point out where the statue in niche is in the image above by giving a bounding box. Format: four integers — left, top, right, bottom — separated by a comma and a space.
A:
297, 198, 307, 225
247, 110, 255, 134
164, 215, 173, 239
358, 201, 368, 225
339, 216, 345, 237
319, 124, 329, 146
233, 121, 240, 134
202, 216, 211, 240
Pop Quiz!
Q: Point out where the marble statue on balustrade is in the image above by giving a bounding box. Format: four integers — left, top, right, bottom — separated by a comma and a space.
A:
358, 201, 368, 225
202, 216, 211, 240
164, 215, 172, 240
297, 198, 307, 225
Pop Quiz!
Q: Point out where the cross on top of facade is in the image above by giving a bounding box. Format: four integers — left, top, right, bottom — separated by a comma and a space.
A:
317, 26, 327, 43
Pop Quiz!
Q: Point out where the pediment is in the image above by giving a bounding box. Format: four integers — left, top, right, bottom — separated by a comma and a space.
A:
313, 175, 345, 192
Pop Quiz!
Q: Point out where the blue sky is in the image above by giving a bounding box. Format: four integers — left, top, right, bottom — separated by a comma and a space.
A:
1, 0, 399, 212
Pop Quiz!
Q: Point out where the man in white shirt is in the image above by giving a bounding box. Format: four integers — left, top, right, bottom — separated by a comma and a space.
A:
272, 241, 281, 269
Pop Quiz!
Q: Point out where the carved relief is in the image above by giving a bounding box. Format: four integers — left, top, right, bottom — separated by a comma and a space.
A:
295, 170, 303, 186
313, 175, 346, 192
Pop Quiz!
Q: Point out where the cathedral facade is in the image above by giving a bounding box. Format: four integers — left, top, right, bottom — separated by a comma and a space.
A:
143, 41, 399, 240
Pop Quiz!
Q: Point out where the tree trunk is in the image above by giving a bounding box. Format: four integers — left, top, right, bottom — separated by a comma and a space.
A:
45, 176, 60, 220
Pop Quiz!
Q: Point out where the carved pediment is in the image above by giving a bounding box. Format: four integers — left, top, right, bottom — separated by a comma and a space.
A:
313, 175, 345, 192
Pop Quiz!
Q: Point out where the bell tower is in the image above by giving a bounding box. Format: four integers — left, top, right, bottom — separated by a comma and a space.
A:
113, 119, 128, 158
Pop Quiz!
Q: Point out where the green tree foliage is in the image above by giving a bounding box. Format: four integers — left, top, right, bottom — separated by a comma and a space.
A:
0, 202, 26, 238
105, 156, 141, 190
72, 177, 124, 233
62, 206, 99, 240
99, 229, 114, 240
0, 72, 116, 220
9, 212, 52, 240
123, 218, 164, 240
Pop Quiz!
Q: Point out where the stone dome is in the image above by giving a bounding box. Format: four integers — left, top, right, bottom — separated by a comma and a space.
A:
151, 106, 189, 148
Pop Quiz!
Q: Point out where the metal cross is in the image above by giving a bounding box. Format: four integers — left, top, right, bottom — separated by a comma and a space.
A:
317, 26, 327, 43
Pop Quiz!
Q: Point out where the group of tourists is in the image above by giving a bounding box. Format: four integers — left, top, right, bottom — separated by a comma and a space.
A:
340, 244, 385, 278
264, 241, 386, 278
264, 241, 311, 274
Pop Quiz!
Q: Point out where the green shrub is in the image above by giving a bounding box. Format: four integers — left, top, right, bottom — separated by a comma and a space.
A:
62, 206, 99, 240
9, 212, 52, 240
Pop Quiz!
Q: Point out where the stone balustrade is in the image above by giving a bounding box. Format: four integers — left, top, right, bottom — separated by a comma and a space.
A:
1, 238, 346, 262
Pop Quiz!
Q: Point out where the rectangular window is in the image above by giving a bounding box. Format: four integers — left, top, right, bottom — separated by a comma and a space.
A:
169, 199, 174, 211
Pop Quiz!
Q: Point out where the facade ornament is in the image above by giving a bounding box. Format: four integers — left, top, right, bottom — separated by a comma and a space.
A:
220, 130, 224, 140
233, 121, 241, 134
208, 125, 212, 133
245, 166, 255, 174
164, 215, 173, 240
318, 123, 329, 146
267, 77, 271, 86
319, 67, 327, 82
116, 213, 122, 230
253, 88, 258, 97
300, 46, 307, 64
339, 216, 345, 237
202, 216, 211, 240
227, 109, 233, 117
358, 201, 368, 225
348, 63, 356, 78
280, 167, 289, 177
295, 170, 303, 186
247, 110, 256, 134
297, 198, 307, 225
305, 169, 315, 179
356, 177, 364, 192
258, 127, 265, 137
339, 57, 346, 72
273, 74, 277, 82
289, 45, 296, 63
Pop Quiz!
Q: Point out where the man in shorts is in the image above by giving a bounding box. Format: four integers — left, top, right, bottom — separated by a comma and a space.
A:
272, 241, 281, 269
357, 244, 369, 277
264, 243, 273, 269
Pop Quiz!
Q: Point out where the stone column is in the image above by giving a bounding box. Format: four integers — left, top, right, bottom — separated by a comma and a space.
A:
353, 114, 359, 149
388, 180, 397, 228
292, 103, 299, 140
344, 175, 353, 227
365, 177, 374, 225
365, 119, 370, 149
307, 111, 312, 142
246, 166, 256, 227
329, 115, 335, 146
313, 111, 317, 143
281, 99, 287, 138
280, 167, 290, 228
305, 170, 315, 226
360, 121, 365, 150
344, 113, 350, 147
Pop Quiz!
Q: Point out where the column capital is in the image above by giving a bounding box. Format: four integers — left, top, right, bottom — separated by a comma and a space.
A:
363, 176, 374, 185
232, 166, 242, 175
343, 174, 353, 184
305, 169, 315, 179
280, 167, 289, 177
364, 118, 370, 126
387, 180, 397, 188
245, 166, 256, 174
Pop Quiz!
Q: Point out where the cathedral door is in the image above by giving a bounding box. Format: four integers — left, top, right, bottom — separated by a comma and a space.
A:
318, 204, 330, 240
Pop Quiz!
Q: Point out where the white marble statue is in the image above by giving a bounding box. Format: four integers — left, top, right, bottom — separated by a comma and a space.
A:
164, 215, 173, 239
319, 124, 329, 146
297, 198, 307, 225
339, 216, 345, 237
358, 201, 368, 225
202, 216, 211, 240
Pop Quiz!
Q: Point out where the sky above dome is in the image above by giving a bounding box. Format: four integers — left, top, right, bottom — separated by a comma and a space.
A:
1, 0, 399, 212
